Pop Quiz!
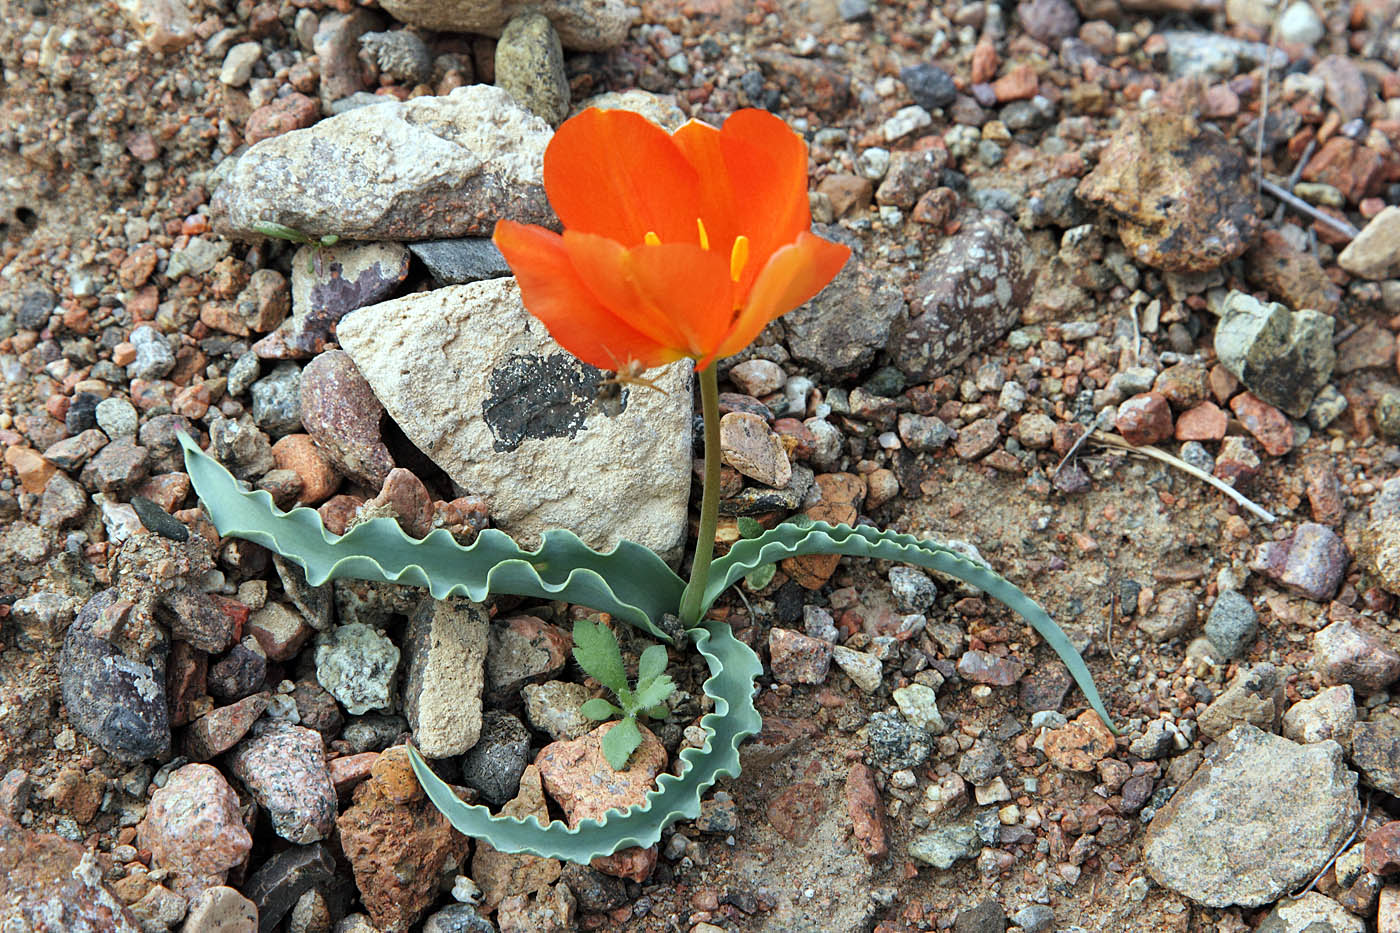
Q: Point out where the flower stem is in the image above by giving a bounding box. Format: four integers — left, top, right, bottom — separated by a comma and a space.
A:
679, 365, 721, 627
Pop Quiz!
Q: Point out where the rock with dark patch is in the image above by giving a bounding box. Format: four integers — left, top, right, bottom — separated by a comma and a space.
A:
243, 842, 337, 933
783, 235, 904, 379
888, 212, 1034, 382
1076, 111, 1259, 274
1214, 290, 1335, 418
215, 86, 555, 242
299, 350, 395, 489
1144, 724, 1358, 907
460, 710, 532, 807
337, 278, 692, 559
60, 589, 171, 762
260, 242, 410, 360
409, 238, 513, 285
867, 710, 933, 772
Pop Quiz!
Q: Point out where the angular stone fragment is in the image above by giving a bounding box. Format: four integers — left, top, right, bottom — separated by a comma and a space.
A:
229, 722, 337, 844
138, 763, 252, 898
402, 598, 488, 758
1213, 290, 1335, 418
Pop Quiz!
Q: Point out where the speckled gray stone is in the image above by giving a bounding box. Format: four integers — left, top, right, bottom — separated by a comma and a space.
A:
495, 12, 569, 125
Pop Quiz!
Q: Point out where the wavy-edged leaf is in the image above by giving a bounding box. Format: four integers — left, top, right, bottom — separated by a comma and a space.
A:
179, 433, 685, 643
704, 521, 1116, 731
409, 620, 763, 859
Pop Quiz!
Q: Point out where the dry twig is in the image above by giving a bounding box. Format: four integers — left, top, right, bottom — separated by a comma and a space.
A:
1089, 431, 1277, 523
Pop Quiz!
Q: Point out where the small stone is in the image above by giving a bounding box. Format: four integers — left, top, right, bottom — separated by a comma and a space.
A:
459, 711, 531, 808
250, 362, 303, 437
957, 650, 1025, 686
831, 644, 883, 693
728, 359, 785, 397
271, 435, 338, 504
167, 238, 231, 281
1313, 619, 1400, 693
1203, 590, 1257, 659
228, 721, 337, 844
1339, 207, 1400, 280
1258, 520, 1351, 601
523, 680, 593, 740
138, 763, 252, 898
1196, 663, 1286, 738
719, 412, 792, 488
96, 396, 140, 438
910, 812, 983, 868
1144, 724, 1359, 907
407, 239, 512, 286
363, 468, 435, 538
845, 763, 889, 860
1259, 892, 1364, 933
954, 900, 1007, 933
219, 41, 262, 86
471, 764, 561, 910
242, 843, 336, 933
1213, 290, 1335, 418
402, 598, 488, 758
785, 248, 904, 379
893, 684, 945, 734
900, 63, 957, 110
494, 12, 569, 126
536, 722, 664, 881
866, 710, 932, 772
1283, 685, 1356, 748
954, 417, 1001, 460
1353, 715, 1400, 796
315, 623, 400, 715
768, 628, 832, 685
1042, 711, 1115, 771
299, 350, 395, 489
181, 885, 258, 933
208, 417, 275, 480
357, 29, 432, 85
185, 694, 270, 761
1011, 905, 1054, 933
1229, 392, 1293, 456
898, 412, 954, 451
5, 446, 57, 493
1115, 392, 1173, 446
486, 615, 570, 699
421, 904, 496, 933
1174, 401, 1227, 441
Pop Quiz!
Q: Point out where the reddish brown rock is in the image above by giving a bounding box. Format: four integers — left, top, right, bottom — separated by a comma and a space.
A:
536, 722, 666, 882
991, 63, 1038, 101
1244, 228, 1342, 315
364, 468, 435, 538
328, 751, 379, 798
1175, 401, 1227, 441
1302, 136, 1389, 204
845, 763, 889, 860
1303, 455, 1344, 526
1043, 711, 1116, 772
472, 764, 562, 910
337, 746, 469, 933
957, 649, 1025, 686
817, 173, 873, 218
5, 446, 57, 493
185, 693, 269, 761
1367, 822, 1400, 875
0, 813, 139, 930
1116, 392, 1173, 446
299, 350, 394, 489
1230, 393, 1294, 457
768, 628, 832, 685
138, 763, 253, 898
954, 417, 1002, 459
245, 93, 319, 144
245, 602, 312, 661
784, 472, 864, 589
767, 782, 826, 843
272, 434, 339, 504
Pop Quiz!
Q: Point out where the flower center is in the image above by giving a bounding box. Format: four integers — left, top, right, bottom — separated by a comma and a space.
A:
641, 222, 748, 283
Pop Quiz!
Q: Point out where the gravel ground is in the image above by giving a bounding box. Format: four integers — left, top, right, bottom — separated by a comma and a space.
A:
4, 0, 1400, 931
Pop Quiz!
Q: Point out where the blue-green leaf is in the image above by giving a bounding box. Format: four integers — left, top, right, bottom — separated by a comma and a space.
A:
704, 521, 1116, 732
178, 433, 685, 643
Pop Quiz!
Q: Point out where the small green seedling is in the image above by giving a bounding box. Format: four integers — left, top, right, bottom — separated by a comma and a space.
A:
572, 618, 676, 770
251, 220, 342, 274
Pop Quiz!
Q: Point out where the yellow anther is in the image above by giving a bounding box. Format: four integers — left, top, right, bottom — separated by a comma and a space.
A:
696, 217, 710, 251
729, 235, 750, 282
644, 231, 661, 246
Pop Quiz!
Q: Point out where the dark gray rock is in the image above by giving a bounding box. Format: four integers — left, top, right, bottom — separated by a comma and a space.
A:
18, 286, 56, 330
459, 711, 531, 807
889, 212, 1034, 381
342, 713, 409, 753
1214, 291, 1335, 418
867, 710, 932, 772
422, 904, 497, 933
60, 589, 171, 761
900, 63, 957, 110
243, 843, 337, 933
955, 899, 1007, 933
783, 230, 905, 378
66, 392, 101, 434
1204, 590, 1257, 659
559, 863, 627, 913
957, 740, 1007, 785
80, 438, 150, 496
409, 239, 513, 286
250, 362, 303, 437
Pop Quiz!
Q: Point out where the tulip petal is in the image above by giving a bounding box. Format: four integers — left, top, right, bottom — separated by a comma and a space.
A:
707, 232, 850, 366
494, 221, 682, 371
544, 109, 702, 248
671, 119, 739, 252
620, 242, 736, 357
561, 232, 692, 352
718, 110, 814, 295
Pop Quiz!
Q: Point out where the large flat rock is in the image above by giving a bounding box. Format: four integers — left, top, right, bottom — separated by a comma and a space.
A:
337, 279, 692, 560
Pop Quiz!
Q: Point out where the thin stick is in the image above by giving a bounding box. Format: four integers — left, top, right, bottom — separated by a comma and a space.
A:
1090, 431, 1277, 523
1052, 420, 1101, 480
1259, 178, 1360, 239
1272, 137, 1316, 224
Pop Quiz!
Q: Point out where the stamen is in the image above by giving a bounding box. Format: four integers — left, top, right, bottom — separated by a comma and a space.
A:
696, 217, 710, 251
729, 235, 750, 282
644, 231, 661, 246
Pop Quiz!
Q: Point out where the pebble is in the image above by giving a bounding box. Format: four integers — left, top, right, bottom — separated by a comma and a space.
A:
1203, 590, 1256, 659
247, 602, 313, 661
228, 721, 337, 844
845, 763, 889, 860
1313, 619, 1400, 693
1260, 892, 1364, 933
866, 710, 932, 772
96, 396, 140, 438
1115, 392, 1173, 446
336, 747, 468, 932
890, 213, 1033, 381
719, 412, 792, 488
523, 680, 593, 740
357, 30, 432, 86
374, 0, 631, 51
408, 238, 513, 286
495, 12, 569, 125
243, 843, 336, 933
954, 900, 1007, 933
460, 711, 531, 808
1197, 663, 1285, 738
536, 722, 665, 881
909, 811, 983, 869
422, 904, 497, 933
1076, 110, 1256, 274
957, 649, 1025, 686
727, 359, 785, 397
209, 416, 275, 480
892, 684, 945, 734
60, 589, 171, 761
954, 417, 1001, 460
768, 628, 832, 684
219, 41, 262, 86
1339, 207, 1400, 280
138, 763, 252, 899
1144, 724, 1359, 907
312, 9, 379, 102
1214, 290, 1335, 418
401, 597, 487, 757
1353, 715, 1400, 796
889, 566, 937, 613
1277, 0, 1325, 44
882, 104, 932, 142
1251, 522, 1350, 603
783, 250, 905, 378
1174, 401, 1227, 441
1011, 904, 1054, 933
181, 885, 258, 933
1042, 711, 1115, 771
298, 350, 394, 489
1229, 392, 1293, 456
831, 644, 883, 693
185, 694, 270, 761
315, 623, 400, 715
486, 614, 570, 699
167, 238, 230, 280
897, 412, 954, 451
271, 434, 338, 504
900, 63, 957, 110
250, 362, 303, 437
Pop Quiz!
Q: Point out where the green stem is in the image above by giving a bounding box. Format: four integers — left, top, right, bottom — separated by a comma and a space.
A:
679, 365, 721, 627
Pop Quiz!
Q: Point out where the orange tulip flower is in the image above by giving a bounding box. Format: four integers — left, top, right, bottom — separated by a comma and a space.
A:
493, 107, 851, 372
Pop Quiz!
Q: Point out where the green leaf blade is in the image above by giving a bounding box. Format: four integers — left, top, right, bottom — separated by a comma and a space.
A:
637, 644, 669, 685
630, 674, 675, 713
601, 718, 642, 770
572, 619, 629, 694
580, 698, 619, 721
